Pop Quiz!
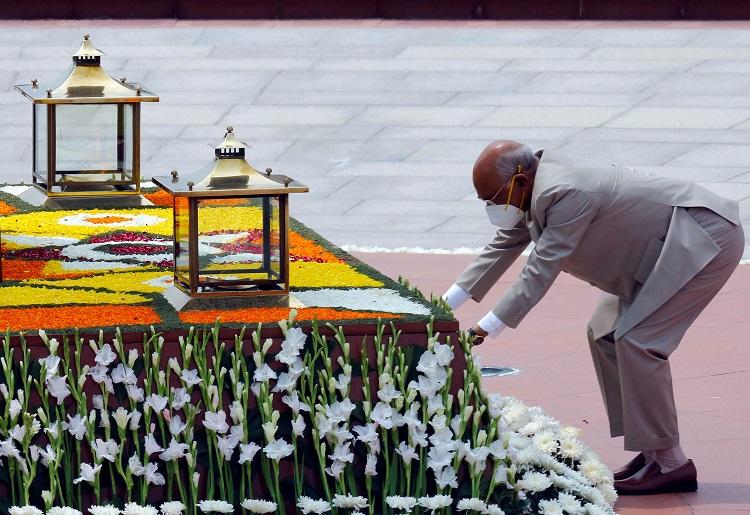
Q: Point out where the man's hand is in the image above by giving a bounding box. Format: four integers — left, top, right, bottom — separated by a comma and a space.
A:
468, 325, 489, 346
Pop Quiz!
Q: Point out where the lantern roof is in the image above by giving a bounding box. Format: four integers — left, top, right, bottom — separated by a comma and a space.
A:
152, 128, 309, 198
14, 34, 159, 104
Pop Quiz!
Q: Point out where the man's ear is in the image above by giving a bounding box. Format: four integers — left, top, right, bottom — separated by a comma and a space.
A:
514, 174, 530, 189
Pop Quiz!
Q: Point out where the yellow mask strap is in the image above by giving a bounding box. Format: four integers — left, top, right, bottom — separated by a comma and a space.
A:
504, 165, 525, 209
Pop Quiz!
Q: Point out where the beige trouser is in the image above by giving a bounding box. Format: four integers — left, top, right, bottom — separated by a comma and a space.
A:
588, 207, 745, 451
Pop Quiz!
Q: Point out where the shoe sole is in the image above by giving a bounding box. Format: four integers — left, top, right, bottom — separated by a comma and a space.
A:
617, 480, 698, 495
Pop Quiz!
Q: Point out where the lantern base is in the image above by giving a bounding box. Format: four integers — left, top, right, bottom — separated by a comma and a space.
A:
19, 185, 154, 209
162, 285, 306, 312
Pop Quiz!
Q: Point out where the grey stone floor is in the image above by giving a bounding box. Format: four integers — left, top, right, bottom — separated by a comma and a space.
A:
1, 21, 749, 257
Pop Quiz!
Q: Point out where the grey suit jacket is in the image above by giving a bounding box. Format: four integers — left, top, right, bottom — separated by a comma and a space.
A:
455, 151, 740, 341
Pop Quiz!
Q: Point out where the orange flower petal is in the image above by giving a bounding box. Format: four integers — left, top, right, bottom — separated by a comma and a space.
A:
0, 200, 17, 215
0, 305, 161, 331
179, 307, 401, 325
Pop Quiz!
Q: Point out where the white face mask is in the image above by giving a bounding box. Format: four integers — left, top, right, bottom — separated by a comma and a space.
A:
484, 171, 528, 229
486, 204, 525, 228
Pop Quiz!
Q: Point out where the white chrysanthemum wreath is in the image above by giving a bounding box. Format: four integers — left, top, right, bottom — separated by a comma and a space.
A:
1, 311, 616, 515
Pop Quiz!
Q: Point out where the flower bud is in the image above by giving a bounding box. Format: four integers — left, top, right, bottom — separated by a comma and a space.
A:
38, 329, 49, 344
193, 472, 200, 487
463, 405, 474, 421
185, 344, 193, 362
168, 358, 181, 375
48, 338, 59, 355
262, 338, 273, 354
36, 407, 48, 425
253, 352, 262, 369
128, 348, 138, 368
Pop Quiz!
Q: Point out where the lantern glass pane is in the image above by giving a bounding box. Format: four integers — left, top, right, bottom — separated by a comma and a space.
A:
55, 103, 134, 183
195, 196, 282, 291
174, 196, 192, 290
34, 104, 47, 176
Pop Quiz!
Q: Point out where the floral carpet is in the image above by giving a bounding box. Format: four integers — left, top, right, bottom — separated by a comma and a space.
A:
0, 185, 448, 332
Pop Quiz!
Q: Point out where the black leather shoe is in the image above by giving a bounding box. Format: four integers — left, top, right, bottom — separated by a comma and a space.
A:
615, 460, 698, 495
613, 452, 647, 480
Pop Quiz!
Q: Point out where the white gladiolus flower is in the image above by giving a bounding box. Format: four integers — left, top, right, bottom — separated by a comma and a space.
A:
370, 402, 394, 429
171, 388, 191, 411
433, 342, 454, 366
377, 383, 402, 403
122, 503, 158, 515
159, 439, 190, 461
238, 442, 261, 464
325, 460, 346, 478
0, 438, 22, 460
418, 495, 453, 512
169, 415, 187, 436
203, 411, 229, 433
37, 444, 56, 466
385, 496, 417, 512
332, 494, 368, 510
39, 355, 61, 379
48, 508, 82, 515
239, 499, 277, 514
296, 496, 331, 514
217, 433, 241, 460
181, 369, 201, 387
263, 439, 294, 461
457, 498, 487, 512
94, 344, 117, 366
128, 454, 146, 476
144, 394, 169, 414
74, 462, 102, 484
145, 433, 164, 455
517, 471, 553, 493
111, 364, 137, 385
92, 438, 119, 462
253, 363, 277, 383
292, 414, 306, 437
10, 424, 26, 443
88, 505, 121, 515
129, 410, 142, 431
272, 372, 297, 393
434, 466, 458, 489
229, 400, 244, 424
330, 441, 354, 464
396, 442, 418, 465
145, 462, 166, 485
197, 500, 233, 513
126, 384, 145, 403
9, 399, 21, 420
9, 506, 43, 515
365, 453, 378, 475
112, 407, 131, 430
160, 501, 186, 515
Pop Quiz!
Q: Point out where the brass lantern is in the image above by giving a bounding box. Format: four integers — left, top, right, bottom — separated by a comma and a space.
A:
152, 127, 308, 306
14, 34, 158, 197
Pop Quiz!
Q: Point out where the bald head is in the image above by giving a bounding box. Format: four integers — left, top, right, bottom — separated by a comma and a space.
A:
473, 140, 539, 208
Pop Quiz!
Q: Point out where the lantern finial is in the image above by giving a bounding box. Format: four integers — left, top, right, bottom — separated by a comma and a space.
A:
83, 33, 90, 40
226, 126, 234, 134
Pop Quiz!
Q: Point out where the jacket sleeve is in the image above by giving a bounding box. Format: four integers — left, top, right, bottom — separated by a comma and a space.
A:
454, 220, 531, 302
492, 188, 598, 327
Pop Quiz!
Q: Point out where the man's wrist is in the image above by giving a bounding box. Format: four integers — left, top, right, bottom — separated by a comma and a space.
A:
477, 312, 507, 338
442, 284, 471, 310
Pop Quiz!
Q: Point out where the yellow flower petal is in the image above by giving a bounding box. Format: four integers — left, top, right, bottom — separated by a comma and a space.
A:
0, 286, 149, 307
28, 271, 172, 294
290, 262, 382, 288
